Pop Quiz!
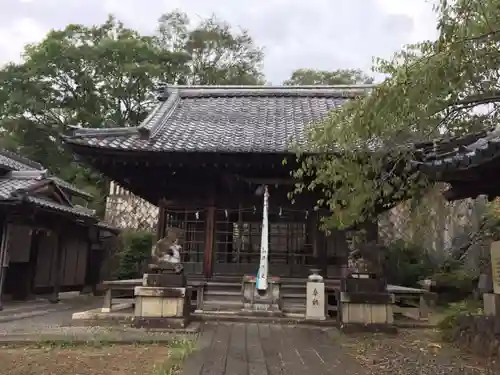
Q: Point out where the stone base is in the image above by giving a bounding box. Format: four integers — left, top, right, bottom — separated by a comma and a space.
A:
134, 286, 190, 321
340, 323, 398, 334
132, 316, 190, 329
242, 276, 282, 314
340, 292, 395, 325
142, 273, 186, 287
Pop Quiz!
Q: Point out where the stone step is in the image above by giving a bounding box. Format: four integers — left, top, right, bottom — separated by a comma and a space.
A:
202, 300, 243, 311
205, 281, 241, 287
204, 294, 243, 303
282, 305, 306, 314
281, 292, 306, 298
204, 290, 241, 296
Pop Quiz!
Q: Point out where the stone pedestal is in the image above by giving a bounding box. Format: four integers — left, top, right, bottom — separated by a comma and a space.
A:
242, 275, 282, 315
133, 286, 191, 328
142, 272, 186, 287
340, 273, 395, 331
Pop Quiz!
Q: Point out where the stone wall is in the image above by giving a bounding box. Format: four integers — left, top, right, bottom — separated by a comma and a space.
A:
105, 181, 158, 232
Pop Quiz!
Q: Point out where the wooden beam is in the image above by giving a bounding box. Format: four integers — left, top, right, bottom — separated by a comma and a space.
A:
443, 180, 500, 201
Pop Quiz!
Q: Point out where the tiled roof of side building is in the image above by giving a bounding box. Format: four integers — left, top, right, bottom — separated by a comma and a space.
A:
62, 85, 374, 153
412, 126, 500, 178
0, 170, 96, 218
0, 149, 93, 200
0, 149, 44, 171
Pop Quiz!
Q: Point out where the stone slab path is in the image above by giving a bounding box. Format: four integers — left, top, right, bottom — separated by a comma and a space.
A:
181, 322, 500, 375
181, 322, 363, 375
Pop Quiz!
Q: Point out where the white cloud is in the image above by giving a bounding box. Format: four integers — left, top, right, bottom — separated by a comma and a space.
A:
0, 0, 438, 83
0, 17, 47, 62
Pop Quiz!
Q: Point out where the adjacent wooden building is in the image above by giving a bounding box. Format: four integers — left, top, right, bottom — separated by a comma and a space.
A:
413, 126, 500, 201
0, 149, 117, 304
62, 85, 377, 282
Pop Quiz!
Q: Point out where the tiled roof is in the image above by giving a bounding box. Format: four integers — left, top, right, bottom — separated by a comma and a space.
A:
48, 176, 93, 200
0, 149, 43, 171
412, 127, 500, 178
63, 85, 373, 153
0, 177, 41, 199
0, 149, 93, 201
24, 196, 96, 218
0, 170, 96, 219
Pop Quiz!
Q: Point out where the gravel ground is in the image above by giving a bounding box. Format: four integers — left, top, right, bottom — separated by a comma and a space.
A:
340, 328, 500, 375
0, 344, 184, 375
0, 296, 498, 374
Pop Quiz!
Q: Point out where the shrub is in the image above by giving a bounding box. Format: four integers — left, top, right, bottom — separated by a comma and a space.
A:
381, 240, 436, 287
115, 230, 155, 280
430, 268, 478, 303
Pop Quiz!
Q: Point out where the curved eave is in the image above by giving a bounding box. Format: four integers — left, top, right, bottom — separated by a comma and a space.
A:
61, 135, 324, 160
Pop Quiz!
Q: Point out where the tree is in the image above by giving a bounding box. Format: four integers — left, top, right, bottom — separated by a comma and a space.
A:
0, 16, 186, 189
292, 0, 500, 230
155, 11, 265, 85
283, 68, 374, 85
0, 12, 265, 213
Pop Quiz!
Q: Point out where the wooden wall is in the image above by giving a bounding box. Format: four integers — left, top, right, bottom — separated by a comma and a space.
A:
34, 232, 88, 289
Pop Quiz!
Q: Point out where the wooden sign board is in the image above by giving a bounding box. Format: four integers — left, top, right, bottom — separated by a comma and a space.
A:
490, 241, 500, 294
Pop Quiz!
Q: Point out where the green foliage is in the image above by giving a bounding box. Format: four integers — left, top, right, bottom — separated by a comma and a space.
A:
283, 68, 374, 85
115, 230, 155, 280
430, 268, 478, 302
437, 300, 483, 340
293, 0, 500, 229
381, 240, 435, 287
0, 11, 265, 213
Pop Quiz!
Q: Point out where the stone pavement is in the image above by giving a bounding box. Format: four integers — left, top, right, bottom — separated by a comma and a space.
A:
180, 322, 364, 375
0, 293, 101, 334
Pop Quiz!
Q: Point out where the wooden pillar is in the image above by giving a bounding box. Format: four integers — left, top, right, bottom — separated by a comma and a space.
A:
49, 229, 64, 303
156, 200, 167, 241
27, 229, 41, 296
313, 212, 328, 276
204, 205, 215, 278
364, 219, 378, 242
0, 221, 7, 310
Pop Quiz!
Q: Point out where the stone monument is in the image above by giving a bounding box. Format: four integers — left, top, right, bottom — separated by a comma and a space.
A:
133, 228, 191, 328
484, 241, 500, 316
306, 269, 326, 320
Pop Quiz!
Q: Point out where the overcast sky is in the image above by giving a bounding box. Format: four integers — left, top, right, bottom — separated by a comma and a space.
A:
0, 0, 438, 84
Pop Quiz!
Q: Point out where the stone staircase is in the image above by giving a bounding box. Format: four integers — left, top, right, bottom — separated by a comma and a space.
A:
281, 281, 307, 315
201, 280, 243, 312
197, 277, 316, 316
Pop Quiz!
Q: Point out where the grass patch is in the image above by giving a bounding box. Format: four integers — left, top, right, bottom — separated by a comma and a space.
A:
151, 339, 195, 375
